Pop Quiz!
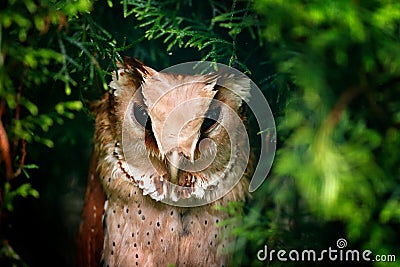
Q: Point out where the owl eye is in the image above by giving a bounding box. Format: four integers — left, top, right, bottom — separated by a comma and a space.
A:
201, 106, 221, 133
132, 103, 150, 129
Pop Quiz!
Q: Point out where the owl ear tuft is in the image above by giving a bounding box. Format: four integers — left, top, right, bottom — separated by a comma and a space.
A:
203, 73, 219, 91
116, 57, 149, 78
110, 57, 158, 94
216, 74, 251, 103
115, 56, 159, 80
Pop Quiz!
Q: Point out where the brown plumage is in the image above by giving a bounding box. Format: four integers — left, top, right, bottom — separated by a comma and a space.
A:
77, 57, 252, 267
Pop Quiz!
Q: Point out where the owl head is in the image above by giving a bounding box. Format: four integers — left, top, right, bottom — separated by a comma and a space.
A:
106, 57, 251, 207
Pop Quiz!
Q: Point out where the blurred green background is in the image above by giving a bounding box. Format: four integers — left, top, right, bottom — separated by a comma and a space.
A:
0, 0, 399, 266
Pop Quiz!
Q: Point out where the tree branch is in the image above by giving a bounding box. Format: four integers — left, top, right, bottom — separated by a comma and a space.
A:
325, 87, 361, 129
0, 100, 13, 180
0, 100, 27, 180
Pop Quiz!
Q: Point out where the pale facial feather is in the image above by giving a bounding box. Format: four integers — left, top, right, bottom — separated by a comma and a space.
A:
142, 73, 217, 159
104, 61, 251, 202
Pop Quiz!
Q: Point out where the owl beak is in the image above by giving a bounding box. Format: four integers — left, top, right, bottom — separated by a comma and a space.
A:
168, 149, 180, 185
166, 148, 196, 186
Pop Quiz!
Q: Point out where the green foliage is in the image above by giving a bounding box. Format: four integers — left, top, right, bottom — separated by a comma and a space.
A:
0, 240, 28, 267
2, 182, 39, 212
0, 0, 125, 265
123, 0, 264, 72
228, 0, 400, 266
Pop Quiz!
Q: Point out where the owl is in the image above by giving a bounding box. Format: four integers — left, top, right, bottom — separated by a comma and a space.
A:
77, 57, 253, 267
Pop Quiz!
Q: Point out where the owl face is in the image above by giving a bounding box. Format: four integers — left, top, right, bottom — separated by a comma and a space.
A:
108, 59, 250, 206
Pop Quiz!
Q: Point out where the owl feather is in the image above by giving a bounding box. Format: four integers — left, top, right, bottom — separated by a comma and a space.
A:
77, 57, 253, 267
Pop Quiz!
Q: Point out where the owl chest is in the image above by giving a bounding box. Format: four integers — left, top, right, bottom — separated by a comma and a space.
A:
101, 192, 230, 267
97, 137, 234, 266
